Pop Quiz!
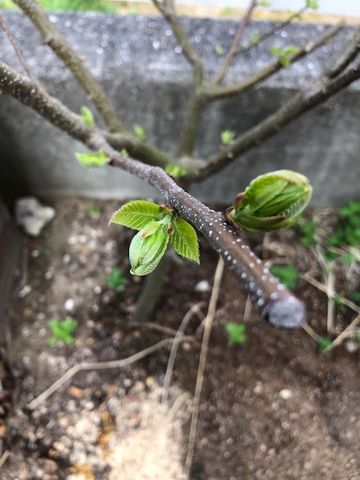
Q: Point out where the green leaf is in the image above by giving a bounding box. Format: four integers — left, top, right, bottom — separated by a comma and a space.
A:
250, 33, 261, 45
75, 149, 109, 167
317, 337, 333, 354
80, 105, 95, 127
225, 322, 247, 345
134, 124, 147, 141
270, 265, 298, 289
170, 218, 199, 264
214, 44, 225, 55
129, 223, 169, 276
110, 200, 165, 230
221, 130, 235, 145
165, 165, 187, 178
258, 0, 271, 7
48, 318, 78, 346
298, 219, 316, 247
106, 266, 127, 291
306, 0, 320, 10
351, 291, 360, 305
120, 148, 129, 158
270, 45, 299, 67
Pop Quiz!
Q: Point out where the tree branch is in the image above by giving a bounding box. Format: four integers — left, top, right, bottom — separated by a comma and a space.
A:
0, 60, 305, 328
204, 24, 343, 101
152, 0, 204, 85
326, 26, 360, 79
213, 0, 257, 85
239, 5, 307, 57
193, 57, 360, 181
12, 0, 125, 132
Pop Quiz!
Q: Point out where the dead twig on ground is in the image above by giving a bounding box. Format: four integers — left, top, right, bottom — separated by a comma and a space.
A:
28, 337, 191, 409
185, 257, 225, 477
162, 302, 204, 404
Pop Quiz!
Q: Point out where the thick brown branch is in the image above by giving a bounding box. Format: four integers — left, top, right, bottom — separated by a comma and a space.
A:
194, 59, 360, 181
205, 24, 343, 101
12, 0, 125, 132
0, 60, 305, 328
213, 0, 257, 85
152, 0, 204, 85
105, 132, 172, 169
176, 89, 207, 157
326, 26, 360, 79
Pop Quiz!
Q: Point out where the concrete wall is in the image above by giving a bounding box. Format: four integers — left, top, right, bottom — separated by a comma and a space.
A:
0, 12, 359, 205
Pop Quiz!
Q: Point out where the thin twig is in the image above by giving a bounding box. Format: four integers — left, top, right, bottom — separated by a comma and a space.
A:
162, 302, 204, 403
213, 0, 257, 85
0, 14, 38, 84
185, 257, 225, 477
13, 0, 125, 132
301, 274, 360, 315
0, 450, 10, 469
326, 26, 360, 79
152, 0, 204, 85
238, 6, 307, 57
326, 313, 360, 351
205, 25, 343, 101
28, 337, 190, 409
194, 56, 360, 181
301, 322, 320, 342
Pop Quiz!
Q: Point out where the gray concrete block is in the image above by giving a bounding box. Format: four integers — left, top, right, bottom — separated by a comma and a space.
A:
0, 12, 359, 205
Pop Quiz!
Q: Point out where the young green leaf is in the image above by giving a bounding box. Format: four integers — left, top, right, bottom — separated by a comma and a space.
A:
106, 266, 127, 291
298, 219, 316, 246
270, 265, 298, 289
134, 124, 147, 141
48, 318, 78, 346
129, 223, 169, 276
165, 165, 187, 178
270, 45, 299, 67
170, 218, 199, 264
221, 130, 235, 146
306, 0, 320, 10
120, 148, 129, 158
110, 200, 164, 230
250, 33, 261, 45
227, 170, 312, 232
225, 322, 247, 345
80, 105, 95, 127
214, 44, 225, 55
75, 149, 109, 167
317, 337, 333, 354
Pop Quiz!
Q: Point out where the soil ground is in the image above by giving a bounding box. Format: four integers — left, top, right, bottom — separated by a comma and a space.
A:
1, 198, 359, 480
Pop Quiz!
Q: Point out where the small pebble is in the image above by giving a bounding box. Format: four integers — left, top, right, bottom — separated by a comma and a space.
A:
195, 280, 211, 292
64, 298, 75, 312
279, 389, 292, 400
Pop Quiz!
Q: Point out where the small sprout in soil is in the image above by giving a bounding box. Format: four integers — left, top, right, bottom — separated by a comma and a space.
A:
48, 318, 78, 346
225, 322, 247, 346
270, 265, 298, 289
298, 219, 317, 247
351, 291, 360, 305
106, 267, 128, 291
86, 203, 102, 218
40, 247, 52, 257
327, 200, 360, 248
317, 336, 334, 354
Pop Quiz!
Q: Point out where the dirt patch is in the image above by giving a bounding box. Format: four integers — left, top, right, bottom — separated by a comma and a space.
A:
1, 198, 359, 479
